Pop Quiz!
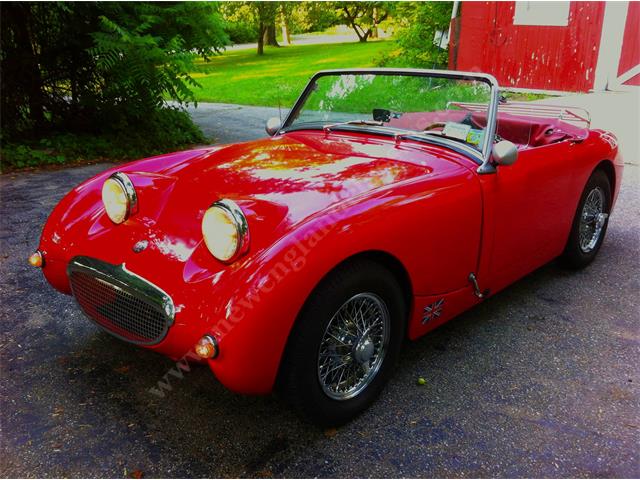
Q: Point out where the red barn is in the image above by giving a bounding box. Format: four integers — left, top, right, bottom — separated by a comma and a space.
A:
449, 1, 640, 92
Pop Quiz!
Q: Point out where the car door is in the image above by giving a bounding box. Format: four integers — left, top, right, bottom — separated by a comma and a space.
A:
480, 140, 579, 293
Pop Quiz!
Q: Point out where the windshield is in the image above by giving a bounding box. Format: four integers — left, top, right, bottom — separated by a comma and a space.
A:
285, 72, 494, 152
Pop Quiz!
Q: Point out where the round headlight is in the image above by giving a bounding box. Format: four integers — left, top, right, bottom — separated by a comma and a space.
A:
201, 199, 249, 262
102, 172, 137, 224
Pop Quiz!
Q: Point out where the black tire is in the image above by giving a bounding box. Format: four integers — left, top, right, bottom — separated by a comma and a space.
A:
561, 169, 611, 269
277, 259, 406, 427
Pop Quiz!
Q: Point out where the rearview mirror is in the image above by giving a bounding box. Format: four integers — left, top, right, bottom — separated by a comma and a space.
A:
372, 108, 391, 122
265, 117, 281, 136
492, 140, 518, 166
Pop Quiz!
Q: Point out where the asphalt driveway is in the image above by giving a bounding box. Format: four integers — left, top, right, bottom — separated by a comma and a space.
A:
0, 97, 639, 477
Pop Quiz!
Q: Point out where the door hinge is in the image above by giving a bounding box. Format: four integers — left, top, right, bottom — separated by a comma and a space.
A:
469, 273, 490, 299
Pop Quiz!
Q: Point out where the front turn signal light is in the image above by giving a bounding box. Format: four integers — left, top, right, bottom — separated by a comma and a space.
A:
195, 335, 219, 359
28, 251, 44, 268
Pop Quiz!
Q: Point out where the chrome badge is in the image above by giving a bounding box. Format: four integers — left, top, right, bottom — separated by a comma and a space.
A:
422, 299, 444, 324
132, 240, 149, 253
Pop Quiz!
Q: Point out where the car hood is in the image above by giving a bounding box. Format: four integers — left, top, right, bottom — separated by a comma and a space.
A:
121, 130, 467, 226
44, 130, 472, 283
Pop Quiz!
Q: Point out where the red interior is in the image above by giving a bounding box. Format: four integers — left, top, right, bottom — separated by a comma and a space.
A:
387, 110, 587, 148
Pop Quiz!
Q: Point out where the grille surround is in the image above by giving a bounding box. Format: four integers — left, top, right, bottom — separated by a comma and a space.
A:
68, 256, 174, 345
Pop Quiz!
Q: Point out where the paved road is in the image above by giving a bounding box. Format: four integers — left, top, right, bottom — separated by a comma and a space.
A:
225, 31, 392, 52
185, 102, 284, 144
1, 98, 639, 477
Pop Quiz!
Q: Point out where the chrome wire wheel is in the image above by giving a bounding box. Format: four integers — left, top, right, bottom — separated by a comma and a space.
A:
579, 187, 608, 253
317, 293, 390, 401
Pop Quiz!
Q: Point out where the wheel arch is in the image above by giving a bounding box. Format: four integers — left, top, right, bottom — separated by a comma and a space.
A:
595, 159, 616, 196
296, 249, 413, 333
335, 250, 414, 319
274, 249, 414, 388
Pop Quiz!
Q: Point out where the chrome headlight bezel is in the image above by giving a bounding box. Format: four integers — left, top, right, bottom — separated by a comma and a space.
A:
102, 172, 138, 224
201, 199, 250, 263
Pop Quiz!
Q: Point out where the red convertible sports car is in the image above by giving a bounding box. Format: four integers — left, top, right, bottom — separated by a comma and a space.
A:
31, 69, 623, 425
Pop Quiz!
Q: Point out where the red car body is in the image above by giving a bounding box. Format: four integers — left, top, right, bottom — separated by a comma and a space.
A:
36, 72, 623, 396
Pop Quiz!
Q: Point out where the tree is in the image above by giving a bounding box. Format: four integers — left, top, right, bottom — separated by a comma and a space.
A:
337, 2, 394, 43
263, 23, 280, 48
0, 2, 228, 140
381, 2, 453, 68
255, 2, 280, 54
220, 3, 257, 44
92, 3, 228, 116
290, 3, 340, 34
220, 2, 280, 55
279, 2, 295, 45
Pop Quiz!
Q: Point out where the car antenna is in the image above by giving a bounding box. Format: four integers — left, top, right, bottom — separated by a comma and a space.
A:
278, 84, 282, 123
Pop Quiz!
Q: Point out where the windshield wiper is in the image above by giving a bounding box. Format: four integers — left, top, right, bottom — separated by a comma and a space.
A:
323, 120, 384, 133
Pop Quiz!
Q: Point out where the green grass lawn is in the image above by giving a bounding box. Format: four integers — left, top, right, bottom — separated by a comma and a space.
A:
190, 41, 394, 107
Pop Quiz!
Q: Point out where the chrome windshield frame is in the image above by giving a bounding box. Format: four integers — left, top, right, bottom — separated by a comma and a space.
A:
280, 68, 500, 172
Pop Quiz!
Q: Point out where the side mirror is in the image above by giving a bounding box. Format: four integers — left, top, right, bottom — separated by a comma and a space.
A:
265, 117, 281, 136
492, 140, 518, 166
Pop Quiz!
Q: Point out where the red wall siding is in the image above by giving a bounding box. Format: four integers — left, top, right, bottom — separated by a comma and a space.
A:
618, 1, 640, 86
450, 2, 606, 92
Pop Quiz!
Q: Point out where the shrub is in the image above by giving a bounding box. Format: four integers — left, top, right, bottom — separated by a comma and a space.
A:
377, 2, 452, 68
0, 2, 226, 163
0, 107, 206, 172
224, 21, 258, 44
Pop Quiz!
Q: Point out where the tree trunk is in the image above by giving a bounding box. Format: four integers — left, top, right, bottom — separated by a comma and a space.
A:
257, 21, 265, 55
281, 18, 291, 45
357, 27, 371, 42
343, 7, 369, 43
371, 7, 378, 38
282, 9, 292, 45
7, 3, 46, 132
264, 23, 279, 47
352, 24, 367, 42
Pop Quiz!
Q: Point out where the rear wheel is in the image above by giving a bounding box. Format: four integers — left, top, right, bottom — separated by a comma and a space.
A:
278, 259, 406, 426
561, 169, 611, 268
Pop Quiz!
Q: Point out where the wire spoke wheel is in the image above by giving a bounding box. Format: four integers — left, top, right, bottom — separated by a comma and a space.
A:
317, 293, 390, 400
579, 187, 608, 253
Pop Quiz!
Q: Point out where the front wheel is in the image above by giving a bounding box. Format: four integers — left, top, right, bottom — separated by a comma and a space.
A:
278, 259, 406, 426
561, 169, 612, 269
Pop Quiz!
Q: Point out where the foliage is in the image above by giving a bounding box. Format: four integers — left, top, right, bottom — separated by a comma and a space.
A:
90, 3, 227, 116
377, 1, 452, 68
221, 3, 259, 44
224, 20, 259, 44
190, 41, 394, 106
220, 2, 280, 54
289, 3, 341, 34
1, 108, 205, 172
335, 2, 395, 42
220, 1, 341, 45
0, 2, 226, 149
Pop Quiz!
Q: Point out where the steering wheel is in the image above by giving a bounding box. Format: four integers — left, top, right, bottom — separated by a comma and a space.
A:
423, 122, 446, 131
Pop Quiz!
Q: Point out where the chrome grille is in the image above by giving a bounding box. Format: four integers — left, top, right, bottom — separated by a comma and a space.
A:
68, 257, 174, 345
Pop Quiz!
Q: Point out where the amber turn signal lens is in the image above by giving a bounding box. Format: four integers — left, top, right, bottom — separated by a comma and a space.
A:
28, 251, 43, 268
195, 335, 219, 359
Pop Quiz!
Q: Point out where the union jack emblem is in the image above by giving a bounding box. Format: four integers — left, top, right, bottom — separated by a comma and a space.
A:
422, 298, 445, 324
